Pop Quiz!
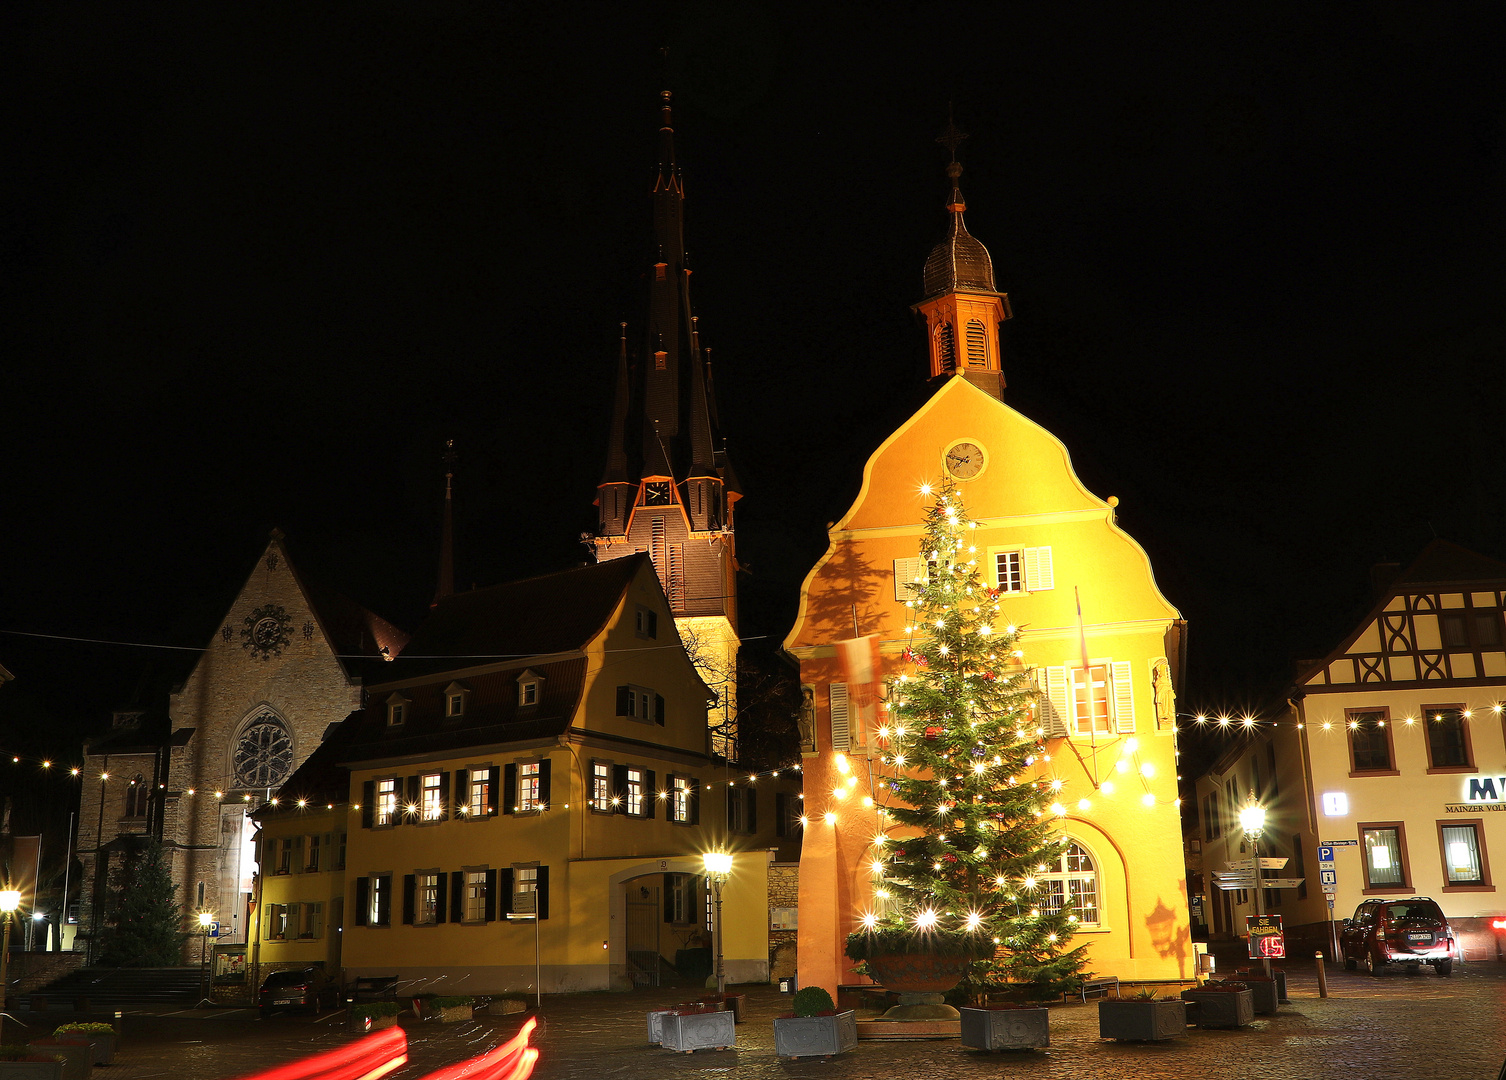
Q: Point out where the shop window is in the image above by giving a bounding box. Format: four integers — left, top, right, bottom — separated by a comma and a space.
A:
1440, 822, 1489, 887
1361, 824, 1408, 890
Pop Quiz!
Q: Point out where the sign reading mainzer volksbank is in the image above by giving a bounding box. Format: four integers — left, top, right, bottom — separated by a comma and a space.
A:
1448, 775, 1506, 813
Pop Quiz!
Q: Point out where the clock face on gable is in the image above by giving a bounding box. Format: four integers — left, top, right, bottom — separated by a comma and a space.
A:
944, 441, 986, 480
643, 482, 672, 506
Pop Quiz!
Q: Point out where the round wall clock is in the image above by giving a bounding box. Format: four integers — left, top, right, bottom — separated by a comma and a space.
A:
241, 604, 293, 661
944, 441, 986, 480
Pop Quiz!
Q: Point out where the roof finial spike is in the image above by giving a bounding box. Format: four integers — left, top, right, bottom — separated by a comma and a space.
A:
432, 438, 458, 608
936, 104, 968, 212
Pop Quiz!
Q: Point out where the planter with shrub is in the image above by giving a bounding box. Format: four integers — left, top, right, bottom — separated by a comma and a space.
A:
1180, 981, 1255, 1029
425, 996, 475, 1024
773, 988, 857, 1060
959, 1003, 1050, 1051
349, 1001, 402, 1033
22, 1041, 87, 1080
0, 1047, 65, 1080
49, 1027, 115, 1067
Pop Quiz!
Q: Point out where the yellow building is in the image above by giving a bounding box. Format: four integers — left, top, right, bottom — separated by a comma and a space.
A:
786, 151, 1191, 995
256, 554, 799, 997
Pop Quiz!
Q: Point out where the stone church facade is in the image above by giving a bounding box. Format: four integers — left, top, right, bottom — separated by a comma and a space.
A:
76, 530, 405, 960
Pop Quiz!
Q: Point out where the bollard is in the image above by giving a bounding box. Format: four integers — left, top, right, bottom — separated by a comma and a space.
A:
1314, 950, 1328, 998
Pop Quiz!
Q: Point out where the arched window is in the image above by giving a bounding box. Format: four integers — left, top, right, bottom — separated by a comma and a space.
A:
934, 323, 956, 372
1039, 842, 1099, 925
124, 775, 147, 818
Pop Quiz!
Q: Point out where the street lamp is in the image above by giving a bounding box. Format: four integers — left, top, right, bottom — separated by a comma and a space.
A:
1238, 796, 1272, 977
197, 912, 214, 1004
701, 852, 733, 995
0, 887, 21, 1045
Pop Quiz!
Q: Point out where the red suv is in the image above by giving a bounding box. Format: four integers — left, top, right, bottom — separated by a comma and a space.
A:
1340, 897, 1456, 976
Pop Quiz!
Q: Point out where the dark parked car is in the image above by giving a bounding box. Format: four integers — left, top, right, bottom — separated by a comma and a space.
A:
259, 966, 340, 1015
1340, 897, 1456, 976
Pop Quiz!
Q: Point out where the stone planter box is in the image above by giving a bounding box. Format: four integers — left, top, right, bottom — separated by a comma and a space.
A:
647, 1007, 675, 1044
432, 1005, 472, 1024
0, 1061, 66, 1080
773, 1010, 858, 1059
24, 1043, 88, 1080
51, 1034, 114, 1068
350, 1011, 400, 1033
1180, 989, 1254, 1029
661, 1010, 736, 1052
1097, 999, 1187, 1042
960, 1006, 1050, 1050
1238, 968, 1287, 1002
1238, 979, 1278, 1014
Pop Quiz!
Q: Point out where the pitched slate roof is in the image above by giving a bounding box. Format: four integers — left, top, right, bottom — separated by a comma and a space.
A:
1395, 539, 1506, 586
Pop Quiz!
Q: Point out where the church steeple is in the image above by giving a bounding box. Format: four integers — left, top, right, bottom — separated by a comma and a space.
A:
914, 115, 1012, 399
431, 439, 456, 608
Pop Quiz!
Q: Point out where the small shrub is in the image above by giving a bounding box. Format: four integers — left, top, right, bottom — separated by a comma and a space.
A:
53, 1023, 115, 1035
792, 986, 836, 1017
350, 1001, 401, 1021
427, 995, 475, 1012
1132, 988, 1159, 1001
0, 1046, 63, 1062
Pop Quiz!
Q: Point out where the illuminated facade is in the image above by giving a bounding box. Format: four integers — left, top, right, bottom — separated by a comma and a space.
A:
785, 152, 1191, 993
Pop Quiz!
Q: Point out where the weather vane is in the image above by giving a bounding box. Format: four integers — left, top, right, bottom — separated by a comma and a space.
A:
936, 104, 968, 162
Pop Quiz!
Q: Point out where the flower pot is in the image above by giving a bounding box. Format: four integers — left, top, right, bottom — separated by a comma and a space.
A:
1097, 999, 1187, 1042
1179, 989, 1254, 1029
660, 1010, 736, 1052
864, 952, 974, 994
774, 1010, 858, 1059
23, 1042, 88, 1080
960, 1006, 1050, 1050
0, 1061, 66, 1080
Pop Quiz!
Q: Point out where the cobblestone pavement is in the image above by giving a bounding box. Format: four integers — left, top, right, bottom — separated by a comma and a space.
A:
19, 960, 1506, 1079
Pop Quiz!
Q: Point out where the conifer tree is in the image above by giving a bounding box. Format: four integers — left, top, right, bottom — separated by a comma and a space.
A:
98, 839, 190, 967
846, 482, 1088, 1000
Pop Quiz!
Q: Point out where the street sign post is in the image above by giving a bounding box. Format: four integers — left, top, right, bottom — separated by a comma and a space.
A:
1246, 914, 1285, 959
1317, 844, 1339, 957
209, 921, 220, 939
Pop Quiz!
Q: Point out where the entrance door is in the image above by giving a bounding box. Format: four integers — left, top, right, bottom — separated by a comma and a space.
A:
626, 882, 660, 987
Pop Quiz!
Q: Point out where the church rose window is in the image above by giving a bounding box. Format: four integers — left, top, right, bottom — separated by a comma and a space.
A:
233, 712, 294, 788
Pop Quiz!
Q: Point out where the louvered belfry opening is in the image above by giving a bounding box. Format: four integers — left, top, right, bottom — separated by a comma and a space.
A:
934, 322, 956, 372
966, 319, 987, 366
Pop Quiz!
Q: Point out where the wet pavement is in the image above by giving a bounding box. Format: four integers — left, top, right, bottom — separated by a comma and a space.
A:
12, 959, 1506, 1080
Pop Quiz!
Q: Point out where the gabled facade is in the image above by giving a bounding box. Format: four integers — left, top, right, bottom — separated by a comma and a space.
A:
590, 93, 741, 757
76, 530, 406, 962
258, 555, 797, 996
785, 152, 1191, 994
1279, 540, 1506, 958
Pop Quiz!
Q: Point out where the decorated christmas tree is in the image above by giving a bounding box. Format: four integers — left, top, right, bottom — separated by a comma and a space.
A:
98, 839, 190, 967
845, 481, 1088, 1001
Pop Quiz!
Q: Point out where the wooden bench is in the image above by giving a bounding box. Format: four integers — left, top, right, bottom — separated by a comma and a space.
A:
1071, 975, 1119, 1002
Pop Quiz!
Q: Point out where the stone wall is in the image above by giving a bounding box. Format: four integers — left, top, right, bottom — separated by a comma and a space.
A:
768, 861, 798, 980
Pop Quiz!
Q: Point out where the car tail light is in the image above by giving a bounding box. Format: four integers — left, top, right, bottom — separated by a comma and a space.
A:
1492, 919, 1506, 930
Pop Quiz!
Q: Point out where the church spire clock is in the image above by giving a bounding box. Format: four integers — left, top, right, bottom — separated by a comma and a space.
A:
914, 114, 1012, 399
590, 91, 742, 758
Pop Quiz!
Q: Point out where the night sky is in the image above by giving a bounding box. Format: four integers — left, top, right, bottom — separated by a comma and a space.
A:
3, 2, 1502, 801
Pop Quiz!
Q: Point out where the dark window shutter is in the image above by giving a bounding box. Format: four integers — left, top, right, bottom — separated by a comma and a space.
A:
454, 769, 468, 815
450, 872, 464, 922
375, 876, 390, 926
746, 788, 757, 833
438, 772, 450, 820
503, 764, 518, 814
644, 770, 656, 819
403, 776, 419, 824
435, 873, 448, 924
616, 685, 631, 716
666, 774, 678, 821
664, 876, 676, 922
648, 611, 658, 637
499, 868, 514, 916
689, 780, 700, 825
402, 875, 416, 924
776, 793, 787, 837
354, 877, 370, 926
655, 694, 666, 725
613, 765, 629, 814
537, 866, 549, 920
484, 869, 498, 922
361, 782, 375, 829
538, 759, 552, 808
486, 767, 500, 814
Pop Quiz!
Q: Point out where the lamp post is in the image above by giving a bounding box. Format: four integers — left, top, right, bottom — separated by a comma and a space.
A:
701, 852, 733, 995
0, 887, 21, 1045
197, 912, 213, 1004
1238, 796, 1272, 977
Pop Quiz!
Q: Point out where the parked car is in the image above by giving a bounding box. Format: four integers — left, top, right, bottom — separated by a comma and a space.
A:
1340, 897, 1456, 976
259, 966, 340, 1015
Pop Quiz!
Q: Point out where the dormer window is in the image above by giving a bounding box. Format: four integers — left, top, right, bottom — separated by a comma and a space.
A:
386, 693, 410, 727
516, 669, 545, 708
443, 682, 471, 719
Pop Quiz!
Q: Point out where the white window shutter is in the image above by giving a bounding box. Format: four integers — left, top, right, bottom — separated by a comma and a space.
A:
893, 558, 924, 602
1042, 666, 1070, 737
1112, 660, 1136, 733
1024, 546, 1055, 592
829, 683, 851, 752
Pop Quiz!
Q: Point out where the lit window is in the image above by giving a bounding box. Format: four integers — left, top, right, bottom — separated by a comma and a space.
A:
1039, 843, 1099, 925
421, 773, 443, 821
625, 768, 645, 816
671, 775, 693, 823
469, 770, 492, 816
1362, 826, 1406, 888
994, 551, 1022, 594
1071, 666, 1111, 735
416, 873, 440, 925
465, 870, 488, 922
519, 762, 542, 812
1442, 824, 1486, 886
375, 779, 398, 827
368, 874, 391, 927
514, 867, 538, 914
592, 762, 612, 813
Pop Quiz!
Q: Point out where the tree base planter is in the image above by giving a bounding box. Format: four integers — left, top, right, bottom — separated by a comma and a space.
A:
0, 1062, 66, 1080
1179, 989, 1254, 1029
660, 1010, 736, 1052
1097, 999, 1188, 1042
959, 1006, 1050, 1051
774, 1011, 858, 1059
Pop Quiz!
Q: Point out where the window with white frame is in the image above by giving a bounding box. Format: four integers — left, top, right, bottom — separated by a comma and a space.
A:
519, 680, 538, 706
416, 872, 440, 925
447, 693, 465, 717
671, 775, 693, 823
514, 866, 538, 914
1071, 666, 1111, 735
469, 770, 492, 816
519, 762, 543, 811
421, 773, 444, 821
667, 873, 695, 923
368, 873, 391, 927
617, 685, 659, 723
994, 550, 1023, 594
375, 778, 398, 827
305, 834, 321, 872
591, 762, 612, 812
300, 902, 323, 939
386, 696, 408, 727
464, 870, 488, 922
1039, 843, 1099, 925
625, 767, 645, 816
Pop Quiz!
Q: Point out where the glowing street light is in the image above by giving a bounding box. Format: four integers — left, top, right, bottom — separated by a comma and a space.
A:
1239, 795, 1273, 977
702, 852, 734, 994
0, 887, 21, 1045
